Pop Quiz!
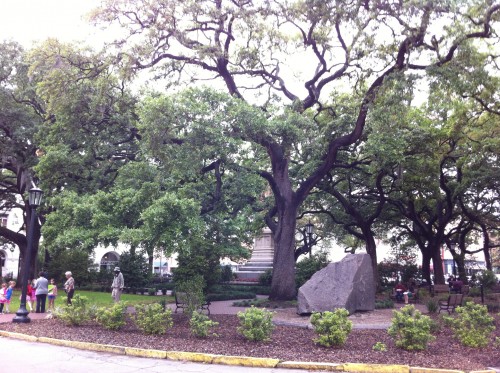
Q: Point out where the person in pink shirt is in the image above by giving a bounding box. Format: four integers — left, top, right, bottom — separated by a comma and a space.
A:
29, 279, 37, 311
0, 283, 7, 313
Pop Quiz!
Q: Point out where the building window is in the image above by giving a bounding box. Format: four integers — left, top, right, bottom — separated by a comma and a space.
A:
100, 252, 120, 271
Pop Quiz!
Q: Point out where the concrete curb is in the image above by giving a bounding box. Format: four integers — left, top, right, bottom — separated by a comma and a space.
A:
0, 330, 495, 373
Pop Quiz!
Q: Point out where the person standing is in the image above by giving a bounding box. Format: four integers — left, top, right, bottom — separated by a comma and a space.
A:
111, 267, 124, 302
4, 281, 15, 313
64, 271, 75, 305
48, 278, 58, 311
0, 283, 7, 314
22, 279, 35, 311
34, 272, 49, 313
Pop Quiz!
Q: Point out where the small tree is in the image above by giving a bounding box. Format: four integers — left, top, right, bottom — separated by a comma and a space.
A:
47, 249, 94, 286
118, 251, 150, 288
295, 251, 329, 288
174, 243, 222, 291
175, 275, 206, 316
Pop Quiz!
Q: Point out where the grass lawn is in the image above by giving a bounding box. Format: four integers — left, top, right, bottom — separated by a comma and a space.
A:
5, 289, 174, 312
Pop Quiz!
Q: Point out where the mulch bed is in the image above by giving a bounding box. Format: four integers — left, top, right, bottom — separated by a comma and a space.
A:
0, 313, 499, 371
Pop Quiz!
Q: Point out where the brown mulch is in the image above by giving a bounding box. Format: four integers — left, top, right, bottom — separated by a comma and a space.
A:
0, 313, 499, 371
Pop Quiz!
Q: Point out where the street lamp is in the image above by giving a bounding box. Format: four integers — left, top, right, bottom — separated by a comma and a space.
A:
449, 241, 457, 277
13, 187, 43, 323
305, 220, 315, 257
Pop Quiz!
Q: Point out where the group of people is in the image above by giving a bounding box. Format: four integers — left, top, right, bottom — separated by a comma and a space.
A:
0, 267, 122, 314
394, 281, 417, 304
24, 272, 58, 313
0, 281, 16, 313
447, 275, 464, 293
0, 270, 76, 315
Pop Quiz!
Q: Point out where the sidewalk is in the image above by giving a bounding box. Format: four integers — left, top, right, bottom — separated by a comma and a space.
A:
0, 310, 48, 323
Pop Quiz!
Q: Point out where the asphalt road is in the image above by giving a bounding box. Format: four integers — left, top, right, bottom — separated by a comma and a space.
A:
0, 336, 307, 373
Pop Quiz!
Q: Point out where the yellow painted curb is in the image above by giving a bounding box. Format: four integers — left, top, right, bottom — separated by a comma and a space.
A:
63, 340, 126, 355
278, 361, 344, 371
0, 330, 38, 342
0, 331, 492, 373
212, 354, 280, 368
343, 363, 410, 373
125, 347, 167, 359
38, 336, 73, 346
167, 351, 216, 363
411, 368, 465, 373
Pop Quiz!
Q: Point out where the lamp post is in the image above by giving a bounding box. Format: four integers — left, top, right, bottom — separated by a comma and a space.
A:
13, 187, 43, 323
294, 220, 317, 260
449, 241, 457, 277
305, 221, 314, 258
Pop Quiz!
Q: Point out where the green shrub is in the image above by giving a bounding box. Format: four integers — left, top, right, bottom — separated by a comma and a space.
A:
388, 305, 435, 351
372, 342, 387, 351
158, 298, 167, 309
190, 311, 219, 338
53, 294, 92, 326
175, 275, 206, 316
118, 252, 151, 288
208, 284, 270, 295
375, 299, 394, 309
295, 252, 330, 288
418, 288, 430, 298
133, 303, 173, 335
220, 265, 235, 283
237, 306, 274, 341
207, 291, 256, 302
310, 308, 353, 347
477, 270, 497, 290
426, 298, 439, 314
95, 302, 128, 330
444, 302, 495, 348
467, 287, 481, 297
258, 269, 273, 286
494, 336, 500, 348
147, 288, 156, 296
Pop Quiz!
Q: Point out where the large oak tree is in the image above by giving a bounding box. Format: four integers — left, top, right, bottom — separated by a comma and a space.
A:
91, 0, 500, 299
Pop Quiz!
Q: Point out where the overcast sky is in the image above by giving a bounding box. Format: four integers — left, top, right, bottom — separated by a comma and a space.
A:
0, 0, 106, 48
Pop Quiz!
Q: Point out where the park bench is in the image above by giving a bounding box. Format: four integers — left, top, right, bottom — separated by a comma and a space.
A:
389, 287, 420, 304
431, 284, 450, 296
407, 287, 420, 304
174, 291, 211, 315
438, 293, 464, 314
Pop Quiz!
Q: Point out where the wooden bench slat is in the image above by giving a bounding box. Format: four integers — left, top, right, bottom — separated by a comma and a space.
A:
438, 293, 464, 314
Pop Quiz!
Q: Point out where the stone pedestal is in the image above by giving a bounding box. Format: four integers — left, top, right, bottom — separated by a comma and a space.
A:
234, 228, 274, 282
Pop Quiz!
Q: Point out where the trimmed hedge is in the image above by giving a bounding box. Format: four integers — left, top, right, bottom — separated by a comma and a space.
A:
207, 291, 256, 302
209, 284, 270, 295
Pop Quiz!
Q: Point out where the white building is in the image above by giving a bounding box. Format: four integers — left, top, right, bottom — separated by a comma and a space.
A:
0, 208, 22, 280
